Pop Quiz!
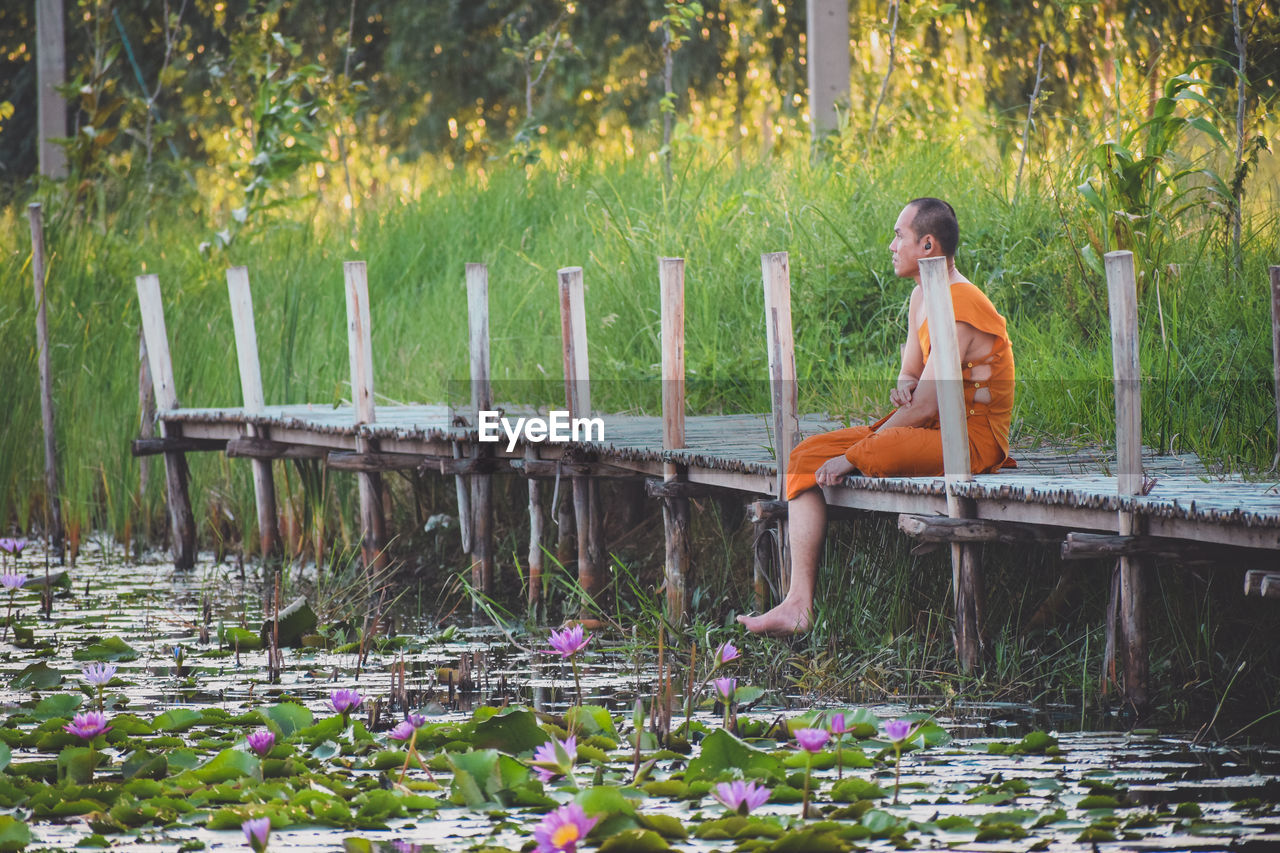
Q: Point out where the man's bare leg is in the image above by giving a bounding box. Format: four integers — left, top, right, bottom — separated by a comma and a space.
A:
737, 488, 826, 635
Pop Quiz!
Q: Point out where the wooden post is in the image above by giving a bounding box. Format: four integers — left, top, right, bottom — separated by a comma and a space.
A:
558, 266, 602, 604
1104, 249, 1148, 712
28, 204, 64, 559
919, 255, 982, 672
761, 252, 799, 600
659, 257, 691, 625
1269, 266, 1280, 469
138, 329, 154, 525
35, 0, 68, 178
466, 263, 494, 596
135, 274, 196, 569
226, 266, 281, 560
344, 261, 386, 572
805, 0, 851, 137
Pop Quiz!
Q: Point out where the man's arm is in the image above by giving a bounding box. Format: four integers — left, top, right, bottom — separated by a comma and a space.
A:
877, 319, 992, 431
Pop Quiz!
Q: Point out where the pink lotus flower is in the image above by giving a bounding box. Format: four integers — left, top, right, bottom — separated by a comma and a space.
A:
714, 641, 740, 665
242, 816, 271, 852
795, 727, 830, 753
64, 710, 111, 740
533, 802, 597, 853
547, 625, 591, 659
82, 662, 116, 687
531, 734, 576, 784
713, 677, 737, 703
829, 712, 847, 735
713, 779, 770, 815
246, 730, 275, 757
0, 573, 26, 592
883, 718, 913, 743
389, 721, 416, 742
330, 688, 363, 716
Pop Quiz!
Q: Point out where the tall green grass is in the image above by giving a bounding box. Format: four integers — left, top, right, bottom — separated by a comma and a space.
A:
3, 137, 1276, 545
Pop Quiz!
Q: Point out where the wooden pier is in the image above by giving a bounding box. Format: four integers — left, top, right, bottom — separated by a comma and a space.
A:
132, 254, 1280, 713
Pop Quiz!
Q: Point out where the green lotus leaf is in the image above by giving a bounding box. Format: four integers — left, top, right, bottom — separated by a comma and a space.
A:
265, 702, 313, 738
73, 637, 138, 662
9, 662, 62, 691
32, 694, 82, 720
0, 814, 30, 852
152, 708, 203, 732
219, 626, 263, 650
758, 826, 852, 852
684, 729, 782, 783
471, 707, 547, 754
597, 828, 670, 852
56, 747, 97, 785
640, 779, 687, 799
192, 748, 260, 784
566, 704, 618, 739
574, 784, 641, 817
830, 777, 886, 801
636, 813, 687, 840
296, 715, 344, 744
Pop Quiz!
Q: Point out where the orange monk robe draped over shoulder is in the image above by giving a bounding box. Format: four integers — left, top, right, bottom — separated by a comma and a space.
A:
784, 281, 1015, 501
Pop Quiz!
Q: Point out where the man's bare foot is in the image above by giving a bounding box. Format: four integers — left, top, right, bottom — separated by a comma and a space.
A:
736, 601, 812, 636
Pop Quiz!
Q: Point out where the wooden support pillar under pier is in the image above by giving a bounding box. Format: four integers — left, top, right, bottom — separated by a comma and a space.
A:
761, 252, 800, 610
659, 257, 691, 625
466, 263, 494, 597
28, 203, 64, 559
559, 266, 604, 607
1104, 249, 1148, 713
919, 255, 983, 672
226, 266, 281, 561
1269, 266, 1280, 469
135, 274, 196, 570
344, 261, 387, 574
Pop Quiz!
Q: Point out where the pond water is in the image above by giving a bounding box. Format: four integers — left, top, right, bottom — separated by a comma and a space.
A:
0, 539, 1277, 852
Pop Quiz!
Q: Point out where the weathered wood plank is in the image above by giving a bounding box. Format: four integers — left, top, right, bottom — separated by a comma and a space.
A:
660, 256, 690, 623
920, 255, 981, 672
133, 437, 229, 456
467, 263, 494, 596
1105, 249, 1147, 712
898, 514, 1057, 544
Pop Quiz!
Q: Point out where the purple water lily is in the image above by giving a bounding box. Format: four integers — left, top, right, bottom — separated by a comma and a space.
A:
246, 730, 275, 757
242, 816, 271, 852
531, 734, 577, 785
330, 688, 363, 716
389, 721, 416, 742
64, 710, 111, 740
829, 712, 850, 778
714, 641, 740, 665
533, 802, 597, 853
713, 779, 770, 815
795, 727, 830, 753
82, 662, 116, 687
883, 718, 913, 743
0, 538, 27, 557
713, 677, 736, 703
547, 624, 591, 659
0, 573, 25, 592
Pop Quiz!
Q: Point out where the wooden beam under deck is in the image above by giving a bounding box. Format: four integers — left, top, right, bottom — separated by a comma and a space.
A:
152, 408, 1280, 554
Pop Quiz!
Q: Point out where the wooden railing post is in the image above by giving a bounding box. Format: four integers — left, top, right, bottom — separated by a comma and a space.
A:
344, 261, 386, 573
1104, 249, 1148, 712
558, 266, 603, 606
226, 266, 281, 561
28, 203, 64, 559
761, 252, 799, 607
1269, 266, 1280, 469
919, 255, 982, 672
466, 263, 494, 597
135, 274, 196, 569
659, 257, 691, 625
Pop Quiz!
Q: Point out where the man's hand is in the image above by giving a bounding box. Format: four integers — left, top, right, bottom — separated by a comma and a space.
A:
815, 454, 856, 487
890, 377, 917, 409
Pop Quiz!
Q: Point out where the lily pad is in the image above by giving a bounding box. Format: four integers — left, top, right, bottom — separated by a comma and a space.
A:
597, 829, 671, 852
73, 637, 138, 662
472, 707, 547, 754
0, 815, 31, 853
685, 729, 783, 783
10, 662, 62, 690
260, 596, 317, 647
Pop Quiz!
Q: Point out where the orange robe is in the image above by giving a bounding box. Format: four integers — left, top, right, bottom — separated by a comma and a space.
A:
785, 281, 1015, 501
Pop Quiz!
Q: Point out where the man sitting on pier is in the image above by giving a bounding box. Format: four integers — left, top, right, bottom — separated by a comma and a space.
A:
739, 198, 1015, 635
